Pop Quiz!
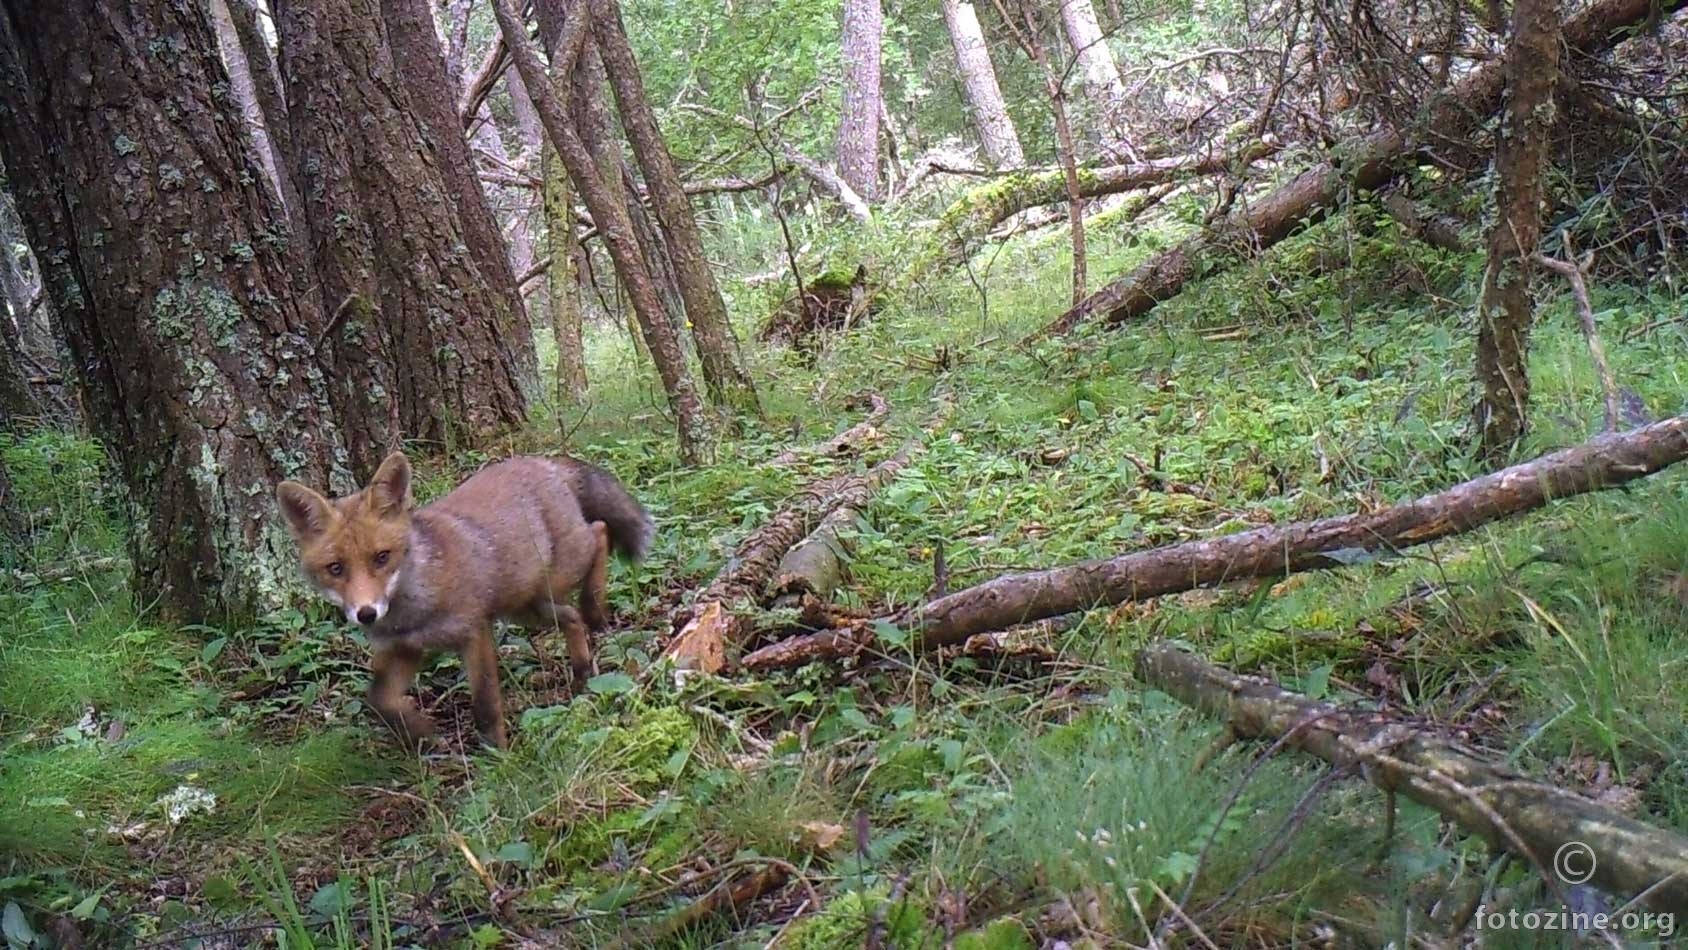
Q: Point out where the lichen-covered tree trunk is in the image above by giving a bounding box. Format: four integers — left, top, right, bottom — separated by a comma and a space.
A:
0, 0, 351, 621
940, 0, 1024, 168
1057, 0, 1126, 140
1476, 0, 1560, 461
382, 0, 538, 394
592, 0, 760, 414
495, 0, 709, 462
219, 0, 304, 232
275, 0, 529, 476
544, 146, 589, 403
837, 0, 884, 202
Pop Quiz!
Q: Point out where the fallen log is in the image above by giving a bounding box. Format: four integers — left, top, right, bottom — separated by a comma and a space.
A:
662, 441, 920, 670
1136, 644, 1688, 913
771, 392, 889, 465
1036, 0, 1686, 339
898, 140, 1276, 289
746, 415, 1688, 668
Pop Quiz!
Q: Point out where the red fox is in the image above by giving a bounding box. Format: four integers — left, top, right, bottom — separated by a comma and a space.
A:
275, 452, 652, 750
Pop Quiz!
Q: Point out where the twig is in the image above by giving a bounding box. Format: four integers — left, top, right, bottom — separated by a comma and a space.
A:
1536, 234, 1621, 431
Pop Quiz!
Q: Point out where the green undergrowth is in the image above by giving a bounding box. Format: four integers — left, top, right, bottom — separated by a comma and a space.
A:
4, 193, 1688, 946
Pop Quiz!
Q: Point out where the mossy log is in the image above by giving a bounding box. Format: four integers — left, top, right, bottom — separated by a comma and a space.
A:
900, 140, 1276, 288
744, 415, 1688, 669
1137, 643, 1688, 913
1038, 0, 1684, 339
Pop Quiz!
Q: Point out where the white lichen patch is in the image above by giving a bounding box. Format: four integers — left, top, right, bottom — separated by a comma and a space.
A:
156, 784, 217, 825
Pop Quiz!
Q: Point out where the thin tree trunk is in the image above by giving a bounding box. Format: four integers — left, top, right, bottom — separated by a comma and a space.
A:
221, 0, 304, 231
837, 0, 883, 202
275, 0, 530, 476
0, 0, 350, 621
208, 0, 289, 222
940, 0, 1025, 168
1057, 0, 1126, 137
382, 0, 538, 394
1476, 0, 1560, 461
592, 0, 760, 413
493, 0, 709, 462
1019, 3, 1087, 304
442, 0, 475, 81
623, 162, 687, 335
544, 146, 589, 402
0, 298, 37, 426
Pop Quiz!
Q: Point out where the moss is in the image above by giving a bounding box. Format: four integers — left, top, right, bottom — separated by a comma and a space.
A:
782, 888, 934, 950
954, 918, 1036, 950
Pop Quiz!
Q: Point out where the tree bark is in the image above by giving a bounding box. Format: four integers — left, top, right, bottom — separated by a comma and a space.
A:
592, 0, 760, 414
0, 296, 37, 426
837, 0, 884, 202
0, 0, 351, 621
219, 0, 305, 232
1137, 645, 1688, 913
275, 0, 530, 477
208, 0, 291, 227
545, 146, 589, 403
748, 415, 1688, 666
1476, 0, 1560, 461
1039, 0, 1681, 340
495, 0, 709, 462
1056, 0, 1126, 137
940, 0, 1025, 168
382, 0, 538, 394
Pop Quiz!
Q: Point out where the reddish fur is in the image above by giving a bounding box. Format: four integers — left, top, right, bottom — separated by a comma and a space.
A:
276, 452, 651, 750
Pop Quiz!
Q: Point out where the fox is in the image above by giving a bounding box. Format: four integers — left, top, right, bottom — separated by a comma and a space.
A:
275, 451, 653, 751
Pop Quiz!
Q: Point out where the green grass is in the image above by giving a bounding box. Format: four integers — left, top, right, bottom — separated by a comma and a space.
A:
4, 192, 1688, 946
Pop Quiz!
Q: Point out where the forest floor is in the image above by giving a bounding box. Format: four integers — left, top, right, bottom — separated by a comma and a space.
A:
3, 192, 1687, 948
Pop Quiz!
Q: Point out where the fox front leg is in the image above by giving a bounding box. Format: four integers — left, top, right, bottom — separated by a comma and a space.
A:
368, 645, 437, 750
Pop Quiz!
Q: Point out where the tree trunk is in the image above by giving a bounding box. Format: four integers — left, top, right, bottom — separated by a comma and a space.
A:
1138, 645, 1688, 914
1476, 0, 1560, 461
381, 0, 538, 393
623, 162, 687, 335
495, 0, 709, 462
837, 0, 883, 202
219, 0, 304, 232
592, 0, 760, 414
0, 0, 351, 621
0, 297, 37, 426
1039, 0, 1676, 340
939, 0, 1025, 168
1056, 0, 1125, 139
544, 146, 589, 403
746, 415, 1688, 666
275, 0, 530, 476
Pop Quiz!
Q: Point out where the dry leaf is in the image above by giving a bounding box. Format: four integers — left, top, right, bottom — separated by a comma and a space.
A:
661, 601, 728, 674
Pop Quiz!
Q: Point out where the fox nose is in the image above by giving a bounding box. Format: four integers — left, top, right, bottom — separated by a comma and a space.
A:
356, 606, 377, 625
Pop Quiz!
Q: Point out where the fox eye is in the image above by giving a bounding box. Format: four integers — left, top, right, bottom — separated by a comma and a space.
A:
374, 550, 390, 567
326, 561, 344, 577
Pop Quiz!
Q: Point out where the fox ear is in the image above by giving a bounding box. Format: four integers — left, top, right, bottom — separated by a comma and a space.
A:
277, 481, 334, 539
368, 451, 412, 516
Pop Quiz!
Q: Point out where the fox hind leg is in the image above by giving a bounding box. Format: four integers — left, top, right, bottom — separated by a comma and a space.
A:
369, 645, 436, 751
461, 628, 508, 750
579, 521, 611, 633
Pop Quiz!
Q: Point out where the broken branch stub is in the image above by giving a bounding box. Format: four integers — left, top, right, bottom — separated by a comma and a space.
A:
1136, 644, 1688, 913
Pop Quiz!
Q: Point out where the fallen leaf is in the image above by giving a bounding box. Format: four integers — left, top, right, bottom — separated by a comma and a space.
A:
661, 601, 728, 674
798, 820, 847, 852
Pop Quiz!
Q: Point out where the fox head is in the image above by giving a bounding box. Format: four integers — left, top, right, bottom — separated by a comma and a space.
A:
276, 452, 414, 628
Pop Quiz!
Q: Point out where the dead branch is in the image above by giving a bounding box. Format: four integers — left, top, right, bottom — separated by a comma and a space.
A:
771, 392, 890, 465
458, 37, 509, 129
1537, 236, 1621, 432
662, 439, 920, 670
1037, 0, 1687, 339
748, 415, 1688, 667
1380, 192, 1470, 254
1136, 644, 1688, 913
